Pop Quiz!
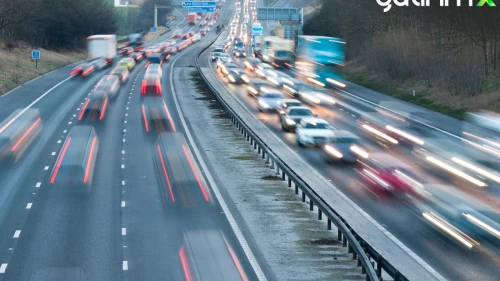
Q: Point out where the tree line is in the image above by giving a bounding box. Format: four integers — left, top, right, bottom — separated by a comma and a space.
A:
304, 0, 500, 96
0, 0, 118, 48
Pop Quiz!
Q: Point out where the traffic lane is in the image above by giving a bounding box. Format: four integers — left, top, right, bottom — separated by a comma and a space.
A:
212, 69, 500, 281
0, 59, 149, 280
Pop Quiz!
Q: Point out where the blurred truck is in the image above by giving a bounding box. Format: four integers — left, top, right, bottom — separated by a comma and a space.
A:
263, 36, 295, 68
87, 34, 117, 67
187, 13, 197, 25
295, 35, 346, 87
128, 33, 144, 51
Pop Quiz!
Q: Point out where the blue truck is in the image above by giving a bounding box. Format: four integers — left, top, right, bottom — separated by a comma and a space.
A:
295, 35, 346, 87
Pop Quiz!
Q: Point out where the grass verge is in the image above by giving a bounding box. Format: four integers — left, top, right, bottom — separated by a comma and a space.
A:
343, 69, 467, 120
0, 42, 86, 96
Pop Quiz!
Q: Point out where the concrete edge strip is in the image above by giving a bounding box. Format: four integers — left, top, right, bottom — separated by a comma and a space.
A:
170, 28, 268, 281
200, 57, 447, 280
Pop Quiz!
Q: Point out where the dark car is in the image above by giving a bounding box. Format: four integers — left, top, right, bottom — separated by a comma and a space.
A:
247, 78, 272, 97
120, 47, 134, 55
279, 106, 314, 132
130, 52, 144, 62
323, 131, 368, 163
71, 63, 94, 77
243, 57, 261, 71
227, 69, 249, 84
276, 99, 303, 115
146, 53, 164, 66
78, 91, 110, 121
211, 52, 222, 62
49, 126, 99, 193
110, 66, 130, 83
233, 48, 247, 58
219, 63, 240, 77
141, 97, 174, 133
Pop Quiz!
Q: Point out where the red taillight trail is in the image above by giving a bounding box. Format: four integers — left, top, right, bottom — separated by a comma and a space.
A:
99, 98, 108, 120
50, 137, 72, 184
182, 144, 209, 201
226, 242, 248, 281
179, 246, 193, 281
163, 103, 176, 132
84, 137, 97, 183
142, 105, 149, 132
157, 145, 175, 202
11, 118, 41, 151
78, 99, 91, 120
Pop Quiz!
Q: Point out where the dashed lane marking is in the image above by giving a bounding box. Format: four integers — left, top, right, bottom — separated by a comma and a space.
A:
35, 182, 41, 188
26, 203, 32, 209
13, 230, 20, 238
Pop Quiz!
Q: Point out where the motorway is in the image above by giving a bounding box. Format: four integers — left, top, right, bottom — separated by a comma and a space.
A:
205, 1, 500, 281
0, 3, 263, 281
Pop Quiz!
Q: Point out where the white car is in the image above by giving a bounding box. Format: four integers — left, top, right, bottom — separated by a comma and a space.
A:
257, 89, 284, 112
296, 117, 336, 147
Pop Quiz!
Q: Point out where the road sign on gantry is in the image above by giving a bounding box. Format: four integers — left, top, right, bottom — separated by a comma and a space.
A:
188, 6, 216, 12
182, 1, 216, 7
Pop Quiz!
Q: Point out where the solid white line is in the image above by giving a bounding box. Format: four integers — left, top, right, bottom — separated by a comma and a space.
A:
35, 182, 41, 188
13, 230, 20, 238
0, 263, 7, 273
122, 228, 127, 236
43, 166, 49, 171
169, 48, 268, 281
26, 203, 32, 209
0, 76, 72, 134
122, 261, 128, 271
121, 201, 126, 207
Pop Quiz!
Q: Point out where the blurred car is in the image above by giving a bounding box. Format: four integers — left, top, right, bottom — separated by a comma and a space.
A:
94, 75, 121, 100
283, 82, 323, 105
257, 89, 284, 112
323, 131, 369, 163
70, 63, 93, 77
78, 91, 110, 121
219, 63, 240, 76
109, 66, 129, 83
200, 29, 207, 36
146, 64, 163, 81
243, 57, 261, 71
283, 79, 312, 98
247, 78, 272, 97
211, 52, 222, 62
356, 113, 403, 147
90, 58, 108, 70
179, 230, 248, 281
139, 48, 153, 58
412, 184, 500, 248
296, 117, 335, 147
213, 47, 224, 54
119, 47, 134, 55
181, 33, 190, 40
140, 74, 162, 96
49, 125, 99, 193
141, 97, 173, 133
233, 48, 247, 58
227, 69, 249, 84
130, 52, 143, 62
279, 106, 315, 132
149, 45, 162, 53
188, 31, 195, 37
255, 63, 274, 78
0, 108, 42, 163
117, 57, 136, 70
266, 72, 295, 88
356, 152, 421, 196
276, 99, 303, 116
216, 57, 233, 69
146, 53, 164, 67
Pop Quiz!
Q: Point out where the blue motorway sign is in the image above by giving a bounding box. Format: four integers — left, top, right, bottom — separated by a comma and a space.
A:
150, 27, 157, 32
188, 6, 216, 12
182, 1, 216, 7
31, 50, 40, 60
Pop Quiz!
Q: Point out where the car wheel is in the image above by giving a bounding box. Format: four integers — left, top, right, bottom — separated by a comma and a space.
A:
297, 137, 304, 147
281, 121, 288, 131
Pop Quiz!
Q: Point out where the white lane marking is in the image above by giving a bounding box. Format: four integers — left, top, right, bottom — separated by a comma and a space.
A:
73, 114, 76, 117
57, 140, 61, 143
43, 166, 49, 171
121, 164, 125, 169
122, 181, 126, 185
0, 263, 7, 273
26, 203, 32, 209
122, 150, 125, 155
123, 139, 126, 143
123, 129, 127, 133
121, 201, 126, 207
122, 228, 127, 236
125, 113, 128, 117
0, 76, 72, 134
169, 55, 268, 281
122, 261, 128, 271
63, 130, 67, 133
13, 230, 21, 238
77, 108, 80, 110
351, 114, 356, 117
51, 152, 56, 156
175, 8, 186, 28
35, 182, 41, 188
68, 122, 72, 124
126, 107, 129, 110
124, 121, 127, 124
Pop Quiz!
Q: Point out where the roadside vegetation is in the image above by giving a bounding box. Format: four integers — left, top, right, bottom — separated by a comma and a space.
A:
304, 0, 500, 118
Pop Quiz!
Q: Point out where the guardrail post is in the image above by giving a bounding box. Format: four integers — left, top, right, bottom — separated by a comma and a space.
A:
270, 160, 275, 169
327, 219, 332, 230
262, 150, 265, 159
309, 200, 313, 211
266, 154, 270, 164
295, 184, 299, 194
254, 142, 257, 149
376, 257, 382, 278
343, 235, 347, 247
250, 138, 254, 145
288, 178, 291, 187
348, 244, 353, 253
318, 209, 322, 220
281, 171, 286, 181
301, 191, 306, 202
258, 146, 261, 154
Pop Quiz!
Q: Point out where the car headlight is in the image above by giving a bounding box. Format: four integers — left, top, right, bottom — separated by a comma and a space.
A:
259, 100, 269, 108
285, 118, 296, 126
256, 70, 265, 77
325, 145, 343, 158
228, 75, 236, 82
248, 86, 257, 94
241, 75, 249, 83
263, 55, 269, 60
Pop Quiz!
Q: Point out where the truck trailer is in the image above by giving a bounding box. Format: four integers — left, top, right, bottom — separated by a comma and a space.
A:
187, 13, 197, 25
262, 36, 295, 68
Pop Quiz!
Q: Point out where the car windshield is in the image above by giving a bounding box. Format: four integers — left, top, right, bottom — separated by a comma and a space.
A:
289, 109, 313, 116
213, 52, 221, 56
264, 93, 282, 99
285, 102, 302, 107
335, 137, 358, 144
305, 122, 329, 129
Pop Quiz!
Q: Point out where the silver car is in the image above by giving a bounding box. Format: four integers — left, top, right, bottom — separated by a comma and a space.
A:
257, 89, 284, 112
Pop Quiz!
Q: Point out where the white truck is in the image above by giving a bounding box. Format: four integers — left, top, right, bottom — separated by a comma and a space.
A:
263, 36, 295, 68
87, 34, 117, 67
